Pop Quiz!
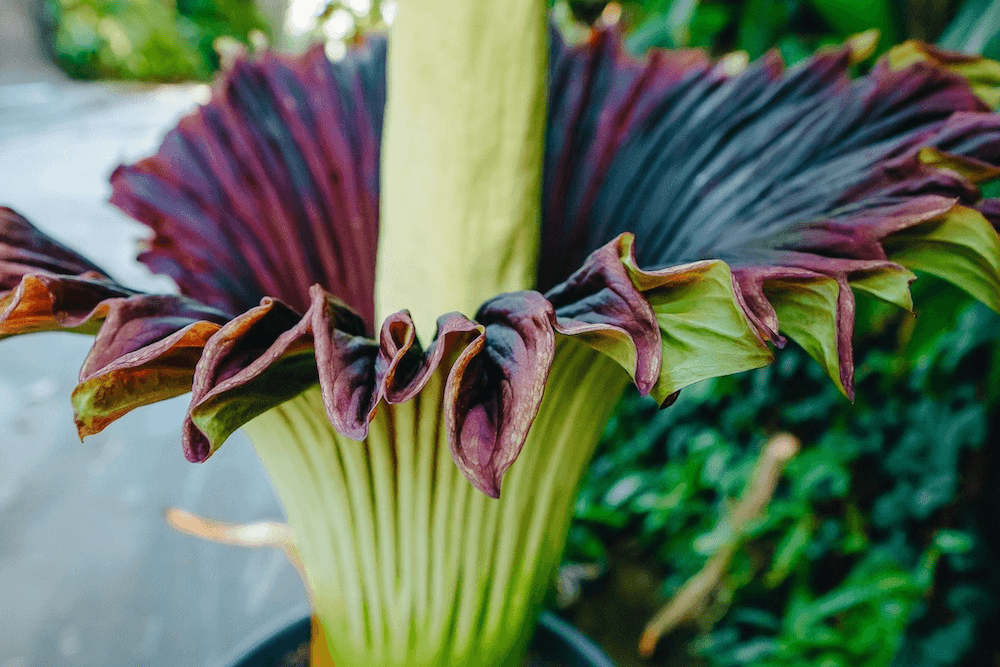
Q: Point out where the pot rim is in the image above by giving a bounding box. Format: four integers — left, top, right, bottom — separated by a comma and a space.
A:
217, 603, 311, 667
219, 607, 618, 667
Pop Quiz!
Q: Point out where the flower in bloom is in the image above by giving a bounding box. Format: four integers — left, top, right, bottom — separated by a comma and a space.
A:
2, 30, 1000, 500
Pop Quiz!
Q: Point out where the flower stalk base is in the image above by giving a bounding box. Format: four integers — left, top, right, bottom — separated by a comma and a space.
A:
244, 339, 629, 667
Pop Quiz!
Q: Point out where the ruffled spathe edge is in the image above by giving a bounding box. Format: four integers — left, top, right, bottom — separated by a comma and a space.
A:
175, 240, 759, 497
4, 35, 1000, 496
2, 207, 998, 496
1, 198, 768, 496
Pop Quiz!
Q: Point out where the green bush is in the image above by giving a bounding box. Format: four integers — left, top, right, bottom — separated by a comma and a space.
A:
46, 0, 268, 81
566, 283, 999, 666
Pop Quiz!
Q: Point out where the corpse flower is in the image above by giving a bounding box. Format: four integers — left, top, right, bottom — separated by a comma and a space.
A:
3, 0, 1000, 664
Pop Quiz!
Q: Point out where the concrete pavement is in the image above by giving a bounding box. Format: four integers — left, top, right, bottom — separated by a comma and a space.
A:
0, 76, 307, 667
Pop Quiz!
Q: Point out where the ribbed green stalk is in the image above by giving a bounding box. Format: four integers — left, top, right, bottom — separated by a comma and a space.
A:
243, 339, 629, 667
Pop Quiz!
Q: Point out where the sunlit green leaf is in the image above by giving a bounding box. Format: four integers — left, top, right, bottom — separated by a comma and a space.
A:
886, 206, 1000, 315
622, 244, 774, 405
933, 530, 975, 554
938, 0, 1000, 57
765, 276, 848, 397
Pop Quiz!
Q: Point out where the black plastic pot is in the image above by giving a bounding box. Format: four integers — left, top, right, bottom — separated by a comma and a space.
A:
223, 607, 617, 667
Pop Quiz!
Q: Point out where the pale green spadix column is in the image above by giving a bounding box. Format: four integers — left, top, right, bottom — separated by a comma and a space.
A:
377, 0, 548, 336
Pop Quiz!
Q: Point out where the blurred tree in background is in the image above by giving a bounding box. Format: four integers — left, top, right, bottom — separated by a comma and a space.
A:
279, 0, 391, 58
45, 0, 269, 80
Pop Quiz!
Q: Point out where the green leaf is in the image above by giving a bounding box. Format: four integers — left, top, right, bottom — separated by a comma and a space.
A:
849, 267, 915, 311
792, 573, 916, 634
662, 0, 701, 46
933, 529, 975, 554
737, 0, 794, 59
627, 0, 676, 51
765, 515, 815, 588
899, 275, 972, 359
627, 0, 703, 50
807, 0, 898, 44
918, 147, 1000, 184
938, 0, 1000, 56
776, 35, 816, 66
621, 240, 774, 404
885, 206, 1000, 315
765, 276, 849, 397
842, 503, 868, 554
627, 16, 677, 53
688, 3, 735, 49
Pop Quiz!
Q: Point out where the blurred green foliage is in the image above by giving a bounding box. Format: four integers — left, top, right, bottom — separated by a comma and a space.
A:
567, 284, 999, 666
561, 0, 1000, 62
938, 0, 1000, 57
46, 0, 1000, 82
563, 5, 1000, 665
46, 0, 269, 81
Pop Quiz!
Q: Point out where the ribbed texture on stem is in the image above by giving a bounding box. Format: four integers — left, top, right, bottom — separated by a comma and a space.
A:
244, 339, 628, 667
